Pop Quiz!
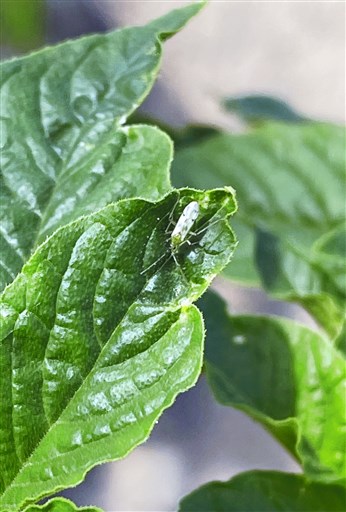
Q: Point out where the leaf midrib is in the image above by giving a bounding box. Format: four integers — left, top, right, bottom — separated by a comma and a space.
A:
2, 302, 194, 507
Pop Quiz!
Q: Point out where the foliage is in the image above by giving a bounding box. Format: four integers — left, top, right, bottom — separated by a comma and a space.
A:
222, 94, 307, 124
0, 2, 345, 511
199, 291, 345, 484
179, 471, 346, 512
174, 95, 346, 510
1, 0, 197, 290
172, 121, 346, 341
0, 188, 236, 510
24, 498, 102, 512
0, 0, 45, 52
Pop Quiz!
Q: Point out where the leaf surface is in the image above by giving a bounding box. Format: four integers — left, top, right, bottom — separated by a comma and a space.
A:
0, 188, 237, 510
179, 470, 346, 511
199, 291, 346, 484
172, 122, 346, 339
0, 1, 204, 291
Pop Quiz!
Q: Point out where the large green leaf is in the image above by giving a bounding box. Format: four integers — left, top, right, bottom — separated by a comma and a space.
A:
172, 122, 346, 339
0, 1, 205, 292
24, 498, 102, 512
179, 470, 346, 511
199, 291, 346, 484
0, 187, 237, 511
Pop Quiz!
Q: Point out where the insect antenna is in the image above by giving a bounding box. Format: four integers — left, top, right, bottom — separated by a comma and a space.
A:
193, 215, 225, 238
140, 197, 180, 275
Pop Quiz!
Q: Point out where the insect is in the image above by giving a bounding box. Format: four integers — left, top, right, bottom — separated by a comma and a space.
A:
170, 201, 200, 254
141, 200, 202, 275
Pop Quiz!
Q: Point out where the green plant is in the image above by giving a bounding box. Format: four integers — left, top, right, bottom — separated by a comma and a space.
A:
171, 93, 346, 508
1, 0, 45, 53
0, 2, 345, 511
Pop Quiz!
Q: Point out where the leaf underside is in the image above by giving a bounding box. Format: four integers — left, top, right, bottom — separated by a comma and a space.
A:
179, 470, 346, 512
199, 291, 346, 484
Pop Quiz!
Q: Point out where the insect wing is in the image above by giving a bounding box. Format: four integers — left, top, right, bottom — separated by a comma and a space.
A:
171, 201, 199, 245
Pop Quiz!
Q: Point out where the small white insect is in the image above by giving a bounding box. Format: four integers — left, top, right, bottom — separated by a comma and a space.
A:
171, 201, 199, 251
141, 200, 201, 275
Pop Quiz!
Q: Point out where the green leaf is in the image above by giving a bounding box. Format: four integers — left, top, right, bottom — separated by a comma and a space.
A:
199, 291, 346, 484
24, 497, 103, 512
0, 0, 45, 52
0, 2, 204, 292
179, 470, 346, 511
335, 319, 346, 356
0, 187, 237, 511
225, 219, 260, 286
172, 122, 346, 338
146, 1, 205, 39
223, 94, 307, 124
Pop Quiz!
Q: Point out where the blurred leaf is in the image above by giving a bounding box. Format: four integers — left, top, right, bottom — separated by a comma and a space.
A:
335, 319, 346, 356
0, 0, 45, 52
199, 291, 346, 484
225, 219, 260, 285
223, 94, 307, 124
172, 122, 346, 339
179, 470, 346, 511
128, 112, 220, 150
24, 497, 103, 512
0, 2, 204, 291
0, 188, 237, 510
146, 0, 205, 39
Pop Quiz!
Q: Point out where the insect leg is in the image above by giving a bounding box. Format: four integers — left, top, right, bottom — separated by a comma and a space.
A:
165, 196, 181, 233
140, 249, 170, 275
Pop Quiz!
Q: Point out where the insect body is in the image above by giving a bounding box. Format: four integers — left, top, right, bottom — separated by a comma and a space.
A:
171, 201, 199, 250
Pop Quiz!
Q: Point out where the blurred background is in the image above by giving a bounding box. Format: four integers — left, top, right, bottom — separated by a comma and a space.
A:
1, 1, 345, 510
